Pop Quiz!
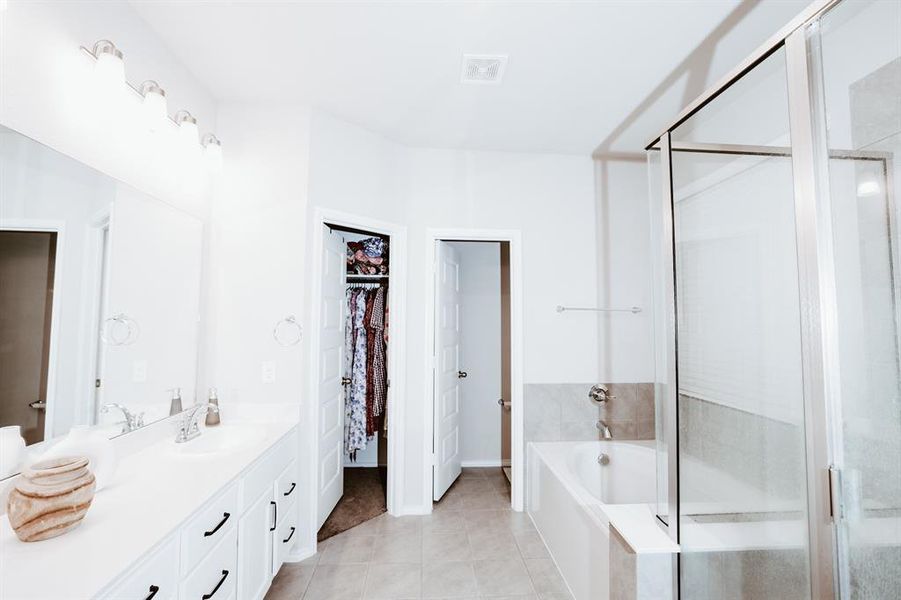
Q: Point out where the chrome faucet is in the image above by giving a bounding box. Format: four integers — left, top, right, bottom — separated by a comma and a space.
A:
175, 402, 220, 443
588, 384, 615, 405
101, 403, 145, 434
596, 419, 613, 439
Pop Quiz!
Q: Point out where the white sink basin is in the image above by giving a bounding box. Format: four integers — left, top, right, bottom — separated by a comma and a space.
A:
169, 424, 266, 456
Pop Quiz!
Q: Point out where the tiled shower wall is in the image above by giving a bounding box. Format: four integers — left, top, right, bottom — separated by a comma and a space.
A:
523, 383, 655, 449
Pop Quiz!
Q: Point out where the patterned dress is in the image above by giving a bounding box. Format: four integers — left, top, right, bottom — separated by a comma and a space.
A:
345, 289, 369, 460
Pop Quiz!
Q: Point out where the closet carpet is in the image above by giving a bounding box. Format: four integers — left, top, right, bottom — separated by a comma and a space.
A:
317, 467, 387, 542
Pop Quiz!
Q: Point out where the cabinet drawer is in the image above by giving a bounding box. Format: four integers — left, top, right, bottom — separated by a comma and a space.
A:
100, 536, 178, 600
180, 482, 239, 575
180, 528, 237, 600
274, 460, 298, 517
240, 431, 296, 510
272, 504, 298, 576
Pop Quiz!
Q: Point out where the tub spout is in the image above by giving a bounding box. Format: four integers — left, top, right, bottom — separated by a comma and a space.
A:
596, 419, 613, 439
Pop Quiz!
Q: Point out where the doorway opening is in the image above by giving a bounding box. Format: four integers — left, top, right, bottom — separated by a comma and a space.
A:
0, 230, 58, 445
431, 238, 516, 509
315, 221, 394, 542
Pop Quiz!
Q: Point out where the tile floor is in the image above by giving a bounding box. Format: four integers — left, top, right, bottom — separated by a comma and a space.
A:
265, 468, 572, 599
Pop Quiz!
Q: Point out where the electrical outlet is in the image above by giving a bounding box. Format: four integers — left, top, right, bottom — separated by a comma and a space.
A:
132, 360, 147, 383
262, 361, 276, 384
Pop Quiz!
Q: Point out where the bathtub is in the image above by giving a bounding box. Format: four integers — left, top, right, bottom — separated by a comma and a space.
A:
527, 440, 671, 600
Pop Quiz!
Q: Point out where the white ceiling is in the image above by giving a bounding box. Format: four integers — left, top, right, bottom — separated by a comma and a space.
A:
130, 0, 810, 156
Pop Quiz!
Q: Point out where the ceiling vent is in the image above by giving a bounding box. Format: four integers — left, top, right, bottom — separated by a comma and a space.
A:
461, 54, 507, 84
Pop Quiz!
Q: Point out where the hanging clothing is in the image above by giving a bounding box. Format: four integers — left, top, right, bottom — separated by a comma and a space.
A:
345, 289, 369, 460
367, 286, 388, 431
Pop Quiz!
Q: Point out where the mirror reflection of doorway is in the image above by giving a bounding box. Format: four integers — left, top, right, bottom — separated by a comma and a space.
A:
0, 230, 57, 444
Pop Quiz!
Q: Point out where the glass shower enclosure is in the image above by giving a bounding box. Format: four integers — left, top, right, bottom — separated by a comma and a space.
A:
647, 0, 900, 598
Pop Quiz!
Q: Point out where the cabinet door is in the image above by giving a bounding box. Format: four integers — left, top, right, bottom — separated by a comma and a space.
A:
237, 491, 274, 600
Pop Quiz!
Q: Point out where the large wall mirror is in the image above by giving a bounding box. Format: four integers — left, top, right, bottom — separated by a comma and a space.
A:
0, 125, 203, 460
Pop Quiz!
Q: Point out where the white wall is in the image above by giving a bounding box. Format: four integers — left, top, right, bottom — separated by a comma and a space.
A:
204, 105, 312, 405
450, 242, 503, 467
594, 158, 654, 383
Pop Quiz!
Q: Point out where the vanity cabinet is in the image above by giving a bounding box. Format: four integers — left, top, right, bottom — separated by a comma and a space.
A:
98, 427, 299, 600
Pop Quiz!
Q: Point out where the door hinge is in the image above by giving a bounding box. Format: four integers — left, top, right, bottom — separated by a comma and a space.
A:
95, 378, 102, 388
828, 465, 842, 521
387, 378, 391, 388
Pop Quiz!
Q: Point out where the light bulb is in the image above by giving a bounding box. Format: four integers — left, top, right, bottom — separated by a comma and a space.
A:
92, 41, 125, 92
175, 110, 199, 145
202, 134, 223, 171
140, 81, 167, 131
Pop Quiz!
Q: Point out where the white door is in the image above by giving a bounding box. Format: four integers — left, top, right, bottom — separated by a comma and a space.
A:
317, 228, 346, 528
433, 241, 463, 501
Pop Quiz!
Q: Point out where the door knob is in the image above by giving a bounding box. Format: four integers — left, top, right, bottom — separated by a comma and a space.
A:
457, 371, 468, 379
28, 400, 47, 411
341, 377, 352, 386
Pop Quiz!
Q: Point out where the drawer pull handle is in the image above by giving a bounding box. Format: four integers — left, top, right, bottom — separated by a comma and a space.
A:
203, 512, 231, 537
282, 526, 296, 544
284, 483, 296, 497
145, 585, 160, 600
270, 501, 277, 531
202, 570, 229, 600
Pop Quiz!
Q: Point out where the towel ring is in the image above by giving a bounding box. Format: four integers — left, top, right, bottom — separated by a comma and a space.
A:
101, 313, 140, 346
274, 315, 303, 347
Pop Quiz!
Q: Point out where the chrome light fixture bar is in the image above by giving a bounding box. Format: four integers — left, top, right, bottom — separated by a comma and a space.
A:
80, 39, 222, 155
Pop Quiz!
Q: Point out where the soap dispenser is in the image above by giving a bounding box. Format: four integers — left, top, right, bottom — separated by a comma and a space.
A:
206, 387, 221, 426
168, 388, 183, 416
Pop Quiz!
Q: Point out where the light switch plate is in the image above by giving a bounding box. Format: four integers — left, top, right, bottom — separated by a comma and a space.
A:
132, 360, 147, 383
262, 361, 276, 384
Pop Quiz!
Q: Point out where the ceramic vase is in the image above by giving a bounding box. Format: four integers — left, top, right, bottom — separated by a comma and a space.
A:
40, 426, 118, 492
7, 456, 96, 542
0, 425, 26, 478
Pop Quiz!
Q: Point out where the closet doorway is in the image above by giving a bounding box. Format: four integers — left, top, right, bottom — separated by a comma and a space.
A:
308, 211, 406, 547
426, 231, 523, 511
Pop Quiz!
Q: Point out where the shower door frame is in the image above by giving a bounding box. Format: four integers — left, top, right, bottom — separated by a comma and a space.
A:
645, 0, 855, 597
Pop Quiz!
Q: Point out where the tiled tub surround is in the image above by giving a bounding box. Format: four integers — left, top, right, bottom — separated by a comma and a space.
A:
266, 468, 573, 599
523, 383, 655, 449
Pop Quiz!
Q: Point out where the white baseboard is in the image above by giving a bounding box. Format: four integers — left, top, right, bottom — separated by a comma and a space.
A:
462, 459, 503, 468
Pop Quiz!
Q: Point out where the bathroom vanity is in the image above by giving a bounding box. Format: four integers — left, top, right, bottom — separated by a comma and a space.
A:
0, 418, 300, 600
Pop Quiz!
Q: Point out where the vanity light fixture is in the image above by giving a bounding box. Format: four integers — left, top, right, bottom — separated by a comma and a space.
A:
202, 133, 223, 169
90, 40, 125, 90
139, 80, 167, 128
175, 110, 199, 144
80, 39, 223, 159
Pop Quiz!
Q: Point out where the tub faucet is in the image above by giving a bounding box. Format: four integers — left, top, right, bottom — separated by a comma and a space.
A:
596, 419, 613, 439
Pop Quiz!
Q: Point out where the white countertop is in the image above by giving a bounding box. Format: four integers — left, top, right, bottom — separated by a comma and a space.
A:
0, 414, 298, 600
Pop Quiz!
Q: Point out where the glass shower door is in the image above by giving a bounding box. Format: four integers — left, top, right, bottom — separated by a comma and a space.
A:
811, 1, 901, 597
668, 46, 813, 599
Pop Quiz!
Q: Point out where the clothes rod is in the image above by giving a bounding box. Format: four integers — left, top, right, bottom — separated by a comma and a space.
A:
556, 305, 642, 314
